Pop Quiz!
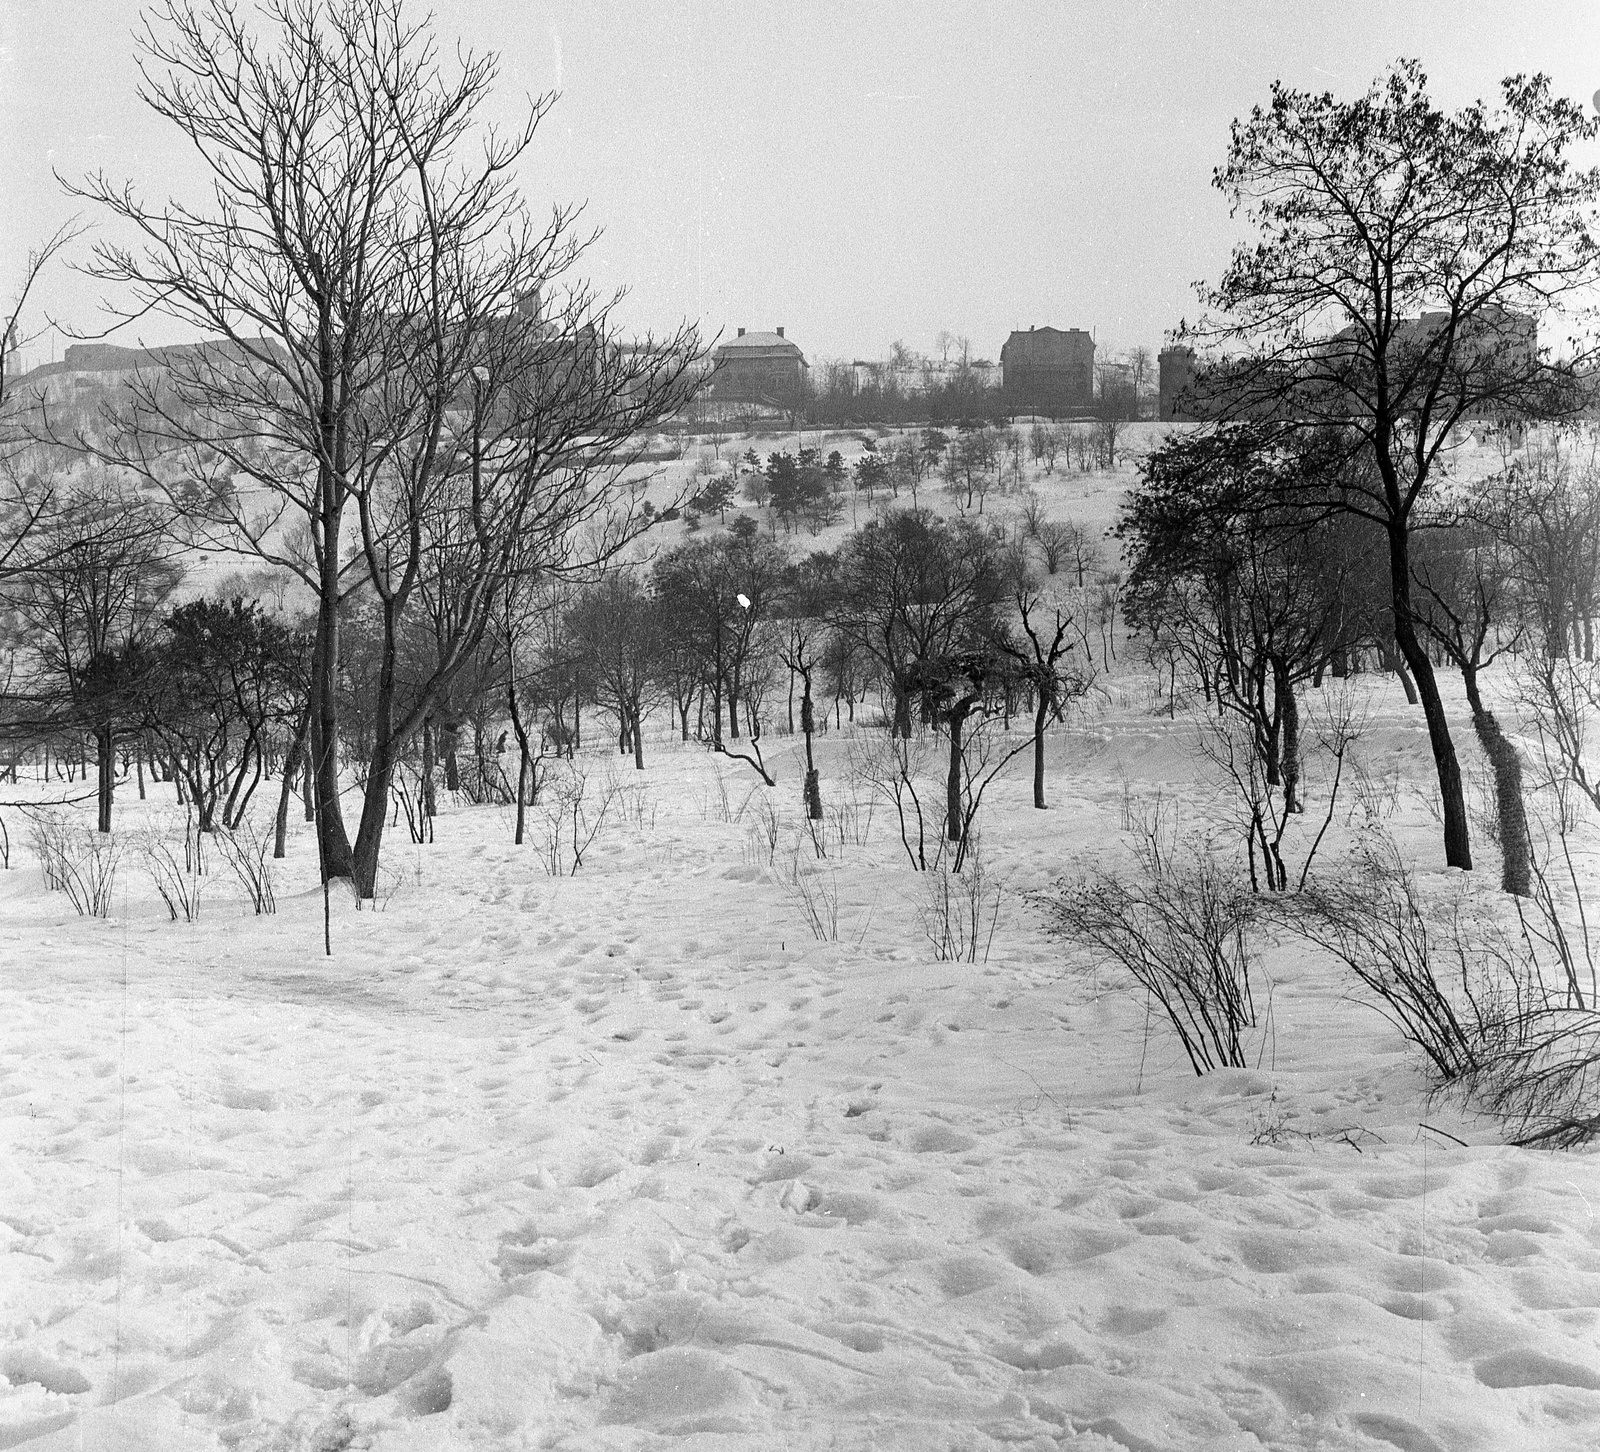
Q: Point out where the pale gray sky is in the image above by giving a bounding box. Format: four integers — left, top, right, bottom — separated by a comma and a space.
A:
4, 0, 1600, 368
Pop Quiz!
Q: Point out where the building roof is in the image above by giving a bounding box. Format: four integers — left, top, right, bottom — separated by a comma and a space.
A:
714, 331, 807, 365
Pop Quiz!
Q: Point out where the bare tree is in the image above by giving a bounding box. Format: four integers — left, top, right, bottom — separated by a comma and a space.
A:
1000, 587, 1090, 809
654, 527, 788, 782
568, 573, 661, 771
1189, 62, 1600, 872
832, 509, 1003, 740
67, 0, 700, 895
1, 223, 87, 581
2, 475, 182, 830
2, 221, 84, 426
774, 551, 838, 819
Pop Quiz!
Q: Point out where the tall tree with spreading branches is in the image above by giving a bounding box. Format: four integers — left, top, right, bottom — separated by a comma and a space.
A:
1187, 61, 1600, 872
66, 0, 699, 894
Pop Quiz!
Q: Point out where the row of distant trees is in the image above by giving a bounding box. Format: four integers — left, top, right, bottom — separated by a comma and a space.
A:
679, 421, 1132, 535
0, 480, 1105, 868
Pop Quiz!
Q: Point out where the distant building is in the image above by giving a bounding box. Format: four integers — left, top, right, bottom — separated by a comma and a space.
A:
3, 324, 18, 379
1159, 308, 1537, 423
1158, 345, 1198, 421
1000, 326, 1095, 413
709, 327, 808, 402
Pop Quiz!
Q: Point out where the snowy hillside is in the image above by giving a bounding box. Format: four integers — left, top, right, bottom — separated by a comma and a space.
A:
3, 674, 1598, 1452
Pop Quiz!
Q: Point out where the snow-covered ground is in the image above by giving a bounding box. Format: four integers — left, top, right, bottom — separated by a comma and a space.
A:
4, 671, 1599, 1452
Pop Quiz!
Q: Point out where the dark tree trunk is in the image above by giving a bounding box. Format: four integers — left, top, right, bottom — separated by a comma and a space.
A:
801, 683, 822, 820
891, 681, 912, 739
95, 724, 114, 833
632, 702, 645, 771
274, 702, 312, 859
421, 718, 438, 820
442, 724, 461, 793
310, 564, 355, 879
1032, 689, 1049, 809
1389, 527, 1471, 870
1462, 668, 1531, 897
1276, 661, 1301, 814
506, 676, 532, 846
351, 611, 403, 900
1380, 641, 1420, 704
946, 711, 965, 844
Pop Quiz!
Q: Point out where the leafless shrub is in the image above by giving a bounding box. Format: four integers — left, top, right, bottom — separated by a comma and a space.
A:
743, 789, 781, 865
370, 857, 412, 912
141, 814, 204, 922
1286, 824, 1600, 1146
534, 765, 621, 875
615, 781, 654, 830
1035, 833, 1258, 1075
780, 835, 840, 942
1471, 825, 1600, 1147
1469, 1001, 1600, 1148
1289, 835, 1482, 1082
826, 792, 873, 850
454, 755, 515, 807
917, 836, 1004, 963
1246, 1090, 1314, 1147
848, 732, 937, 870
29, 811, 122, 918
1194, 686, 1364, 893
699, 768, 734, 823
391, 761, 434, 844
1348, 754, 1402, 823
216, 817, 276, 915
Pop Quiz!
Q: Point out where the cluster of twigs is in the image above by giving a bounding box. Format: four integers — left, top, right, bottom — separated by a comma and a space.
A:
29, 810, 122, 918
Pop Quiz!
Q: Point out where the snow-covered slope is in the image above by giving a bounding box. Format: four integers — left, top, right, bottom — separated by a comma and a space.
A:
3, 685, 1598, 1451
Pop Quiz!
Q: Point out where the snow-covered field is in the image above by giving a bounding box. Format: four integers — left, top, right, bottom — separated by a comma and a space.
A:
4, 673, 1600, 1452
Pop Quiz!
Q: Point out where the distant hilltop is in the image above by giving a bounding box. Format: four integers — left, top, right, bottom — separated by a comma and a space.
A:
15, 339, 277, 387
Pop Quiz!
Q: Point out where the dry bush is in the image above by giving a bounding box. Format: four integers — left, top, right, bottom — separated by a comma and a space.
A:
1035, 834, 1258, 1075
216, 817, 276, 915
1289, 830, 1600, 1146
826, 793, 874, 851
699, 768, 734, 823
141, 813, 205, 922
847, 731, 938, 870
1470, 1002, 1600, 1148
1290, 834, 1483, 1081
780, 836, 840, 942
615, 781, 655, 830
533, 765, 621, 875
390, 760, 434, 844
742, 789, 781, 866
29, 811, 122, 918
917, 836, 1004, 964
1348, 754, 1402, 823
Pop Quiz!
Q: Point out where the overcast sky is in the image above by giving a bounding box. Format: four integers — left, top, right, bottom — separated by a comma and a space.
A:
4, 1, 1600, 369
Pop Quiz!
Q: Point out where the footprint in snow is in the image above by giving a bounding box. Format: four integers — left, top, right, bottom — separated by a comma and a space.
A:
1473, 1348, 1600, 1390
